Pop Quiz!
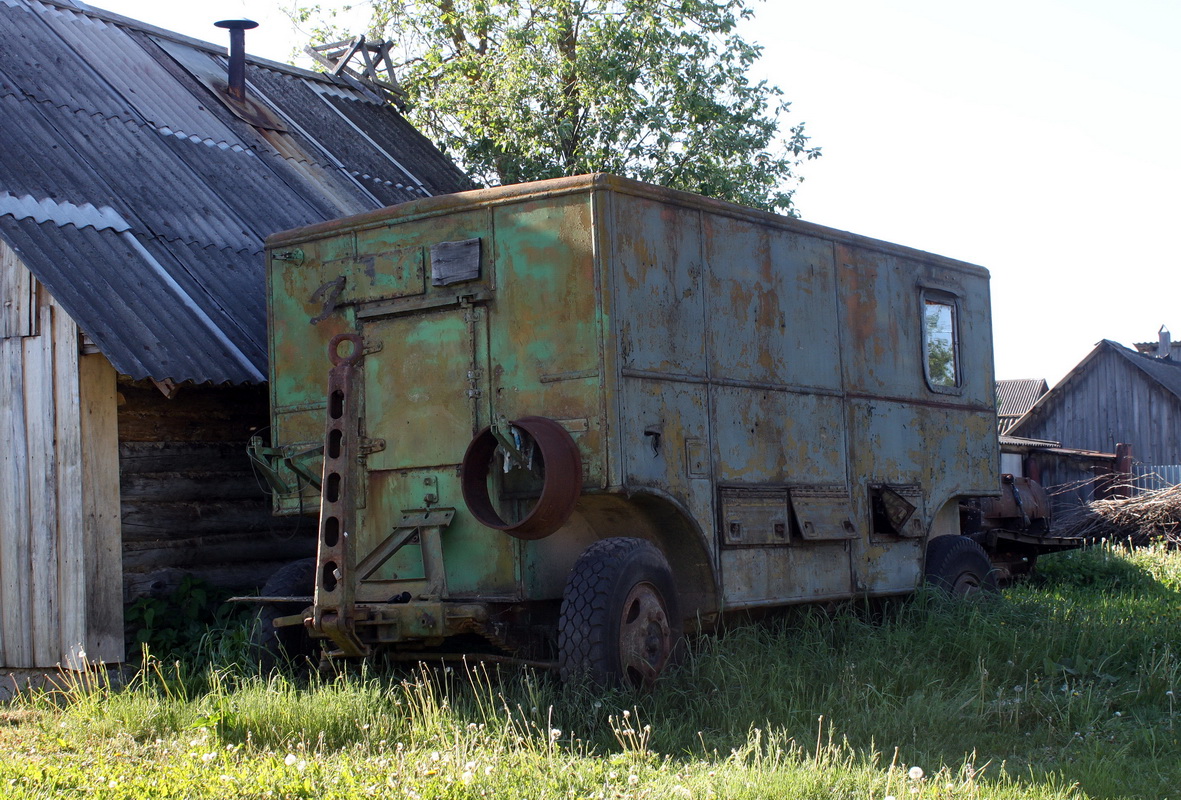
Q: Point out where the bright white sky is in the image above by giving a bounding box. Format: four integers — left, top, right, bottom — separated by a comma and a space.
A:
89, 0, 1181, 386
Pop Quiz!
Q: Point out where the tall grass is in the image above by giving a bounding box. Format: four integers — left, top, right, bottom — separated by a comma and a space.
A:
2, 542, 1178, 799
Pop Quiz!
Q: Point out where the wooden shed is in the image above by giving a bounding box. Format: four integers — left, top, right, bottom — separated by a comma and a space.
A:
0, 0, 471, 671
1009, 338, 1181, 484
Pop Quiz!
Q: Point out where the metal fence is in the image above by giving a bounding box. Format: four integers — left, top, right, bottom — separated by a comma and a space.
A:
1132, 464, 1181, 493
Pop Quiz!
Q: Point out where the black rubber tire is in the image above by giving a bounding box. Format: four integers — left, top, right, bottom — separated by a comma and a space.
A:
558, 538, 682, 688
251, 558, 317, 672
924, 535, 999, 597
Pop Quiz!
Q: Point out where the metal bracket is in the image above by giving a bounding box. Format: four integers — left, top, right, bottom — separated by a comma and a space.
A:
247, 436, 292, 494
490, 415, 529, 469
285, 445, 325, 491
354, 509, 455, 590
272, 248, 305, 265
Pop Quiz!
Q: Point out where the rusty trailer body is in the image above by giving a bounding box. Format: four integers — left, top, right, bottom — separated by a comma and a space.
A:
261, 174, 1001, 680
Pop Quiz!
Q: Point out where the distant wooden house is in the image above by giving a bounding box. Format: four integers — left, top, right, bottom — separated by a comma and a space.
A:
0, 0, 470, 670
1008, 336, 1181, 496
996, 378, 1048, 434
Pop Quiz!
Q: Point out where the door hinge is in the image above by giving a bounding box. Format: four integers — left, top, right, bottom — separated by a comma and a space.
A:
358, 438, 386, 455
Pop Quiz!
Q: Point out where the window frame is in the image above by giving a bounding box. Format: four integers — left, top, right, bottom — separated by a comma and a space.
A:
920, 289, 963, 394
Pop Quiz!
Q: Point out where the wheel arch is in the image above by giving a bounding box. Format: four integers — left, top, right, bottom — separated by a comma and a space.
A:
577, 489, 720, 629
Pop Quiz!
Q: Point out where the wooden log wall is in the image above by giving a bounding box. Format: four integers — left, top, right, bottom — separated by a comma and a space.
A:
118, 381, 314, 601
0, 245, 122, 669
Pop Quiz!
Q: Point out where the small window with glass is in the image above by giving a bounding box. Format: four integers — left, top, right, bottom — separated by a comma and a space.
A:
922, 293, 959, 390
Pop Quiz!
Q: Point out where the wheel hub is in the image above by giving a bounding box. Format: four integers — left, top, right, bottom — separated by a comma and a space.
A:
618, 581, 671, 687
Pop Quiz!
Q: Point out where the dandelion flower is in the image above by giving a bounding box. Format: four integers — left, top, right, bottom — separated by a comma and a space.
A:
623, 710, 631, 719
885, 795, 896, 800
628, 774, 639, 786
908, 766, 924, 780
550, 728, 562, 740
284, 754, 298, 766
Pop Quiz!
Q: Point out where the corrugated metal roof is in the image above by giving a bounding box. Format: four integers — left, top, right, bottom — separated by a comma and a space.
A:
0, 0, 473, 384
996, 378, 1049, 433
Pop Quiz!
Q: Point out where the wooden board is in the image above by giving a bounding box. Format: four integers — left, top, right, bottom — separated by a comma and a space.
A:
0, 335, 30, 667
0, 242, 37, 338
79, 353, 124, 664
51, 296, 86, 670
26, 303, 59, 666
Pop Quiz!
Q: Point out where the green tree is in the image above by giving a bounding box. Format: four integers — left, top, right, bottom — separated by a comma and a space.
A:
299, 0, 820, 214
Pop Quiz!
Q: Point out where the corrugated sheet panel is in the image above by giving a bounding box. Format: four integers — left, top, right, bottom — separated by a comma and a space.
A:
321, 93, 473, 195
996, 378, 1048, 419
0, 0, 474, 385
0, 219, 265, 383
0, 2, 135, 118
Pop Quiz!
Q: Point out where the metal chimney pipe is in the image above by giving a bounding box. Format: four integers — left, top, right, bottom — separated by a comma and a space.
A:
1159, 325, 1171, 359
214, 19, 258, 101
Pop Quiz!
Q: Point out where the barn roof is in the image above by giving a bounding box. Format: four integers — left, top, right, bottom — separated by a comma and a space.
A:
1009, 340, 1181, 435
0, 0, 472, 385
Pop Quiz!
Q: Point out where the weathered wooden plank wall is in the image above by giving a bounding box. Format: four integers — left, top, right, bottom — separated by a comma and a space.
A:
0, 244, 123, 669
1015, 350, 1181, 466
118, 382, 314, 601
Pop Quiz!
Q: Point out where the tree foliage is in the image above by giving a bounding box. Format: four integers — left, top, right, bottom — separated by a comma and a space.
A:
299, 0, 820, 213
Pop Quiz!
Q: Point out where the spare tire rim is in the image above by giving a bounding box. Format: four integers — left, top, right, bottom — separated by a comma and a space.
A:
461, 416, 582, 540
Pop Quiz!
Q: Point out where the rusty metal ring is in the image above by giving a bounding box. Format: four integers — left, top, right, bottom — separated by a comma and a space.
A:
461, 416, 582, 540
328, 333, 364, 366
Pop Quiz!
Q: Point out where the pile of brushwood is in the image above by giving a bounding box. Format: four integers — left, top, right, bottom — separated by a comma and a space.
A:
1056, 482, 1181, 546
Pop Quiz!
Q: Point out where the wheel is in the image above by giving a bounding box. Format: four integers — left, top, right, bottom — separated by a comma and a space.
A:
558, 538, 682, 688
251, 558, 317, 671
924, 535, 998, 597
